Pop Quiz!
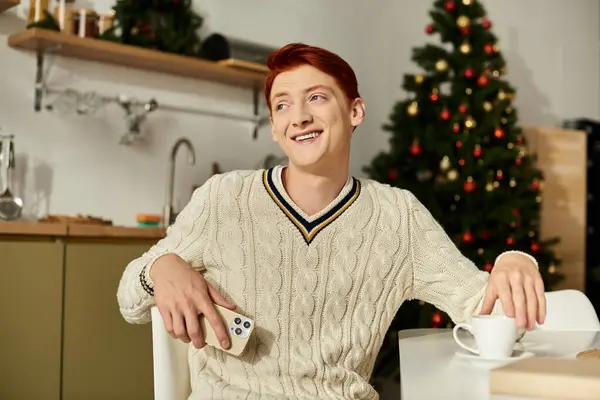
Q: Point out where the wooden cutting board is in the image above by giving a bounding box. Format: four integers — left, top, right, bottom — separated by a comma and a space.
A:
39, 214, 113, 225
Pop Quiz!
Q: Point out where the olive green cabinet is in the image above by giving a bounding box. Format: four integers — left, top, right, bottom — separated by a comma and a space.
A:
0, 239, 64, 400
0, 238, 156, 400
62, 241, 154, 400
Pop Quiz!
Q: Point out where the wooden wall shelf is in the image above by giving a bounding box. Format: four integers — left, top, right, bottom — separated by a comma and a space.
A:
0, 0, 19, 13
7, 28, 268, 89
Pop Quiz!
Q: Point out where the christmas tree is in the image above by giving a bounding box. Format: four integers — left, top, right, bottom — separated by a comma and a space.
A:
102, 0, 204, 57
364, 0, 563, 332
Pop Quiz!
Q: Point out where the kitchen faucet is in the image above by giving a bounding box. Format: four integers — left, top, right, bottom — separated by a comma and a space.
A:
164, 137, 196, 227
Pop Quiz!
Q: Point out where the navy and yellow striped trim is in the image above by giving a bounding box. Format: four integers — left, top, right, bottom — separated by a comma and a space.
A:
262, 168, 361, 245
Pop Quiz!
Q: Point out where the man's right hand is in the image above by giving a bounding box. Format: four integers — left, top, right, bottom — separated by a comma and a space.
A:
150, 254, 236, 350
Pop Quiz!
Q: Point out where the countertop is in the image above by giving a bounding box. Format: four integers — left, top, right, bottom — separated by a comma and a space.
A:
0, 221, 166, 239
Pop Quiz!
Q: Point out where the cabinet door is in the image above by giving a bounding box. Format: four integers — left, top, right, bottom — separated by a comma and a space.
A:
0, 239, 63, 400
62, 241, 155, 400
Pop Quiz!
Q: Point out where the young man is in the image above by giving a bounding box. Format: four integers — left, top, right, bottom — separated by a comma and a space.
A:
117, 43, 544, 399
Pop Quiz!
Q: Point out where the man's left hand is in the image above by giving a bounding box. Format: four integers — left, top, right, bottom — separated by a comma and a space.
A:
479, 253, 546, 331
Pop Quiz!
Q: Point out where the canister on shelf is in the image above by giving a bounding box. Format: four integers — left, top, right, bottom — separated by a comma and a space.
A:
98, 12, 115, 35
27, 0, 50, 25
72, 8, 99, 38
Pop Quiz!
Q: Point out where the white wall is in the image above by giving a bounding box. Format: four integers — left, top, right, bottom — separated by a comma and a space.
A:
0, 0, 597, 226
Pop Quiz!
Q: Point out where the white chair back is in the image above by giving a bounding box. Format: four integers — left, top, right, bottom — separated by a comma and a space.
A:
541, 289, 600, 331
151, 307, 192, 400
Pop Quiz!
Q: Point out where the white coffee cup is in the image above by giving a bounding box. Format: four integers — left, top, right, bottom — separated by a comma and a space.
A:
452, 315, 518, 359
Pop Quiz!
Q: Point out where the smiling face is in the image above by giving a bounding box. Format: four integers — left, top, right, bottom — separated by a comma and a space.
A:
269, 65, 365, 172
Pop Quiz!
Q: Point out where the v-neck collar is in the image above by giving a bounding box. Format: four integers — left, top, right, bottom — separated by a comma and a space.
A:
262, 165, 361, 245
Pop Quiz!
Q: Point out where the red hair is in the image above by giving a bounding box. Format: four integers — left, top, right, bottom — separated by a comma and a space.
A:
263, 43, 360, 111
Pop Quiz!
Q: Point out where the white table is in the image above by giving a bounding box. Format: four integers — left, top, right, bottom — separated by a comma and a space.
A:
398, 329, 600, 400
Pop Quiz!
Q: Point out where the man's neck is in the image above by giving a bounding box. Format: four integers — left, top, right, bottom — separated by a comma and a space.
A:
282, 162, 350, 216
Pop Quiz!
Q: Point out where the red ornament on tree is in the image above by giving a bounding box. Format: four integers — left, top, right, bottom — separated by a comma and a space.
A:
506, 237, 515, 246
440, 108, 451, 120
484, 263, 493, 272
458, 159, 465, 166
425, 24, 434, 34
431, 312, 443, 327
462, 231, 474, 243
515, 157, 522, 166
461, 27, 470, 35
516, 136, 524, 144
430, 92, 439, 102
444, 0, 456, 12
481, 231, 490, 239
464, 67, 475, 79
453, 123, 461, 133
455, 141, 463, 148
473, 145, 482, 157
484, 43, 494, 54
482, 18, 492, 29
530, 242, 541, 253
494, 127, 505, 139
410, 142, 423, 156
463, 178, 476, 193
458, 104, 468, 113
531, 179, 540, 190
387, 169, 398, 180
477, 76, 489, 87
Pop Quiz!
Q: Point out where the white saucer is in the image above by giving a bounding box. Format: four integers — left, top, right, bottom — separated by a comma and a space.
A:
454, 349, 534, 363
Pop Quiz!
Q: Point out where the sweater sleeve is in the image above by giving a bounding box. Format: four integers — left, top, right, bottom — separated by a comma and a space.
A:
116, 174, 218, 324
403, 190, 495, 324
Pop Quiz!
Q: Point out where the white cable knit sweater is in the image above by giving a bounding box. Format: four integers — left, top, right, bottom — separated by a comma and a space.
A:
117, 166, 499, 399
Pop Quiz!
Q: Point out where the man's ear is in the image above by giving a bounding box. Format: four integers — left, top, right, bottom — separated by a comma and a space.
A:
350, 98, 365, 128
270, 116, 278, 142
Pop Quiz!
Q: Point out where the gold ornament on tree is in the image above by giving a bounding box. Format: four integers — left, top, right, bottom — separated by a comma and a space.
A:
457, 16, 470, 28
415, 74, 424, 84
483, 101, 493, 112
462, 0, 472, 4
440, 156, 451, 170
460, 42, 472, 54
464, 116, 476, 129
447, 169, 458, 181
436, 59, 448, 72
407, 101, 419, 116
